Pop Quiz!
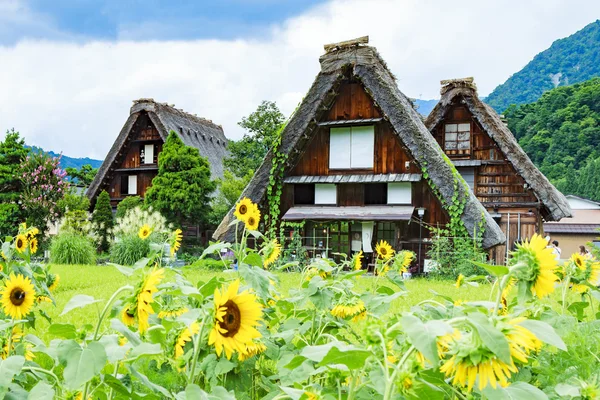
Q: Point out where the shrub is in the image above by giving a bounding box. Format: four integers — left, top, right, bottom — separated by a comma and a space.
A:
92, 190, 114, 252
427, 231, 487, 279
110, 235, 151, 266
188, 258, 230, 271
116, 196, 144, 219
113, 206, 169, 239
49, 232, 96, 265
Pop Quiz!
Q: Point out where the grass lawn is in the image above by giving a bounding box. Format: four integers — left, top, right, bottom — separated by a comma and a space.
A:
34, 264, 583, 343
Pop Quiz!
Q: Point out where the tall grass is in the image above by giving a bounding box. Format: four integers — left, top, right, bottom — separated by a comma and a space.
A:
49, 232, 96, 265
110, 235, 150, 266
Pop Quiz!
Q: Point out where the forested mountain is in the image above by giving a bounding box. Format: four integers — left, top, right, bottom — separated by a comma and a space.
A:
28, 146, 102, 170
504, 77, 600, 200
486, 20, 600, 112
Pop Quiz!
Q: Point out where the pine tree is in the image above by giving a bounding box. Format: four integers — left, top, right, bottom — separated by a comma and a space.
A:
0, 129, 29, 235
145, 131, 216, 229
92, 190, 114, 252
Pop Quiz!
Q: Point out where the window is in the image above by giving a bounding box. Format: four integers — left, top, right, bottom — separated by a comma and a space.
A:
294, 184, 315, 205
365, 183, 387, 205
376, 222, 396, 244
444, 123, 470, 151
387, 183, 412, 204
456, 167, 475, 190
315, 184, 337, 205
128, 175, 137, 195
143, 144, 155, 164
329, 125, 374, 169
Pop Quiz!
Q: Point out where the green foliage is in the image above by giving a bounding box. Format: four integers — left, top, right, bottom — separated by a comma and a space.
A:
65, 164, 98, 186
224, 100, 285, 178
57, 191, 90, 214
0, 129, 28, 236
116, 195, 144, 219
208, 170, 252, 226
189, 258, 230, 271
487, 20, 600, 112
50, 232, 97, 265
91, 191, 114, 252
145, 131, 215, 228
505, 77, 600, 200
427, 232, 487, 279
109, 235, 150, 266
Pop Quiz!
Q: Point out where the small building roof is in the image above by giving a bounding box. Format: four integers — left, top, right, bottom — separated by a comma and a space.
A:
425, 79, 572, 222
543, 223, 600, 234
87, 99, 229, 202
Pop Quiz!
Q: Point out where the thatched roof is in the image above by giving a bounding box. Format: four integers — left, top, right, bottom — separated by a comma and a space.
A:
425, 79, 572, 222
214, 44, 505, 248
87, 99, 229, 202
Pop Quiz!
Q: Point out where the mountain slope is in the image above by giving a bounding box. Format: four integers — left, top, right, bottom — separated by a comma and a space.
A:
486, 20, 600, 112
413, 99, 438, 116
29, 146, 103, 170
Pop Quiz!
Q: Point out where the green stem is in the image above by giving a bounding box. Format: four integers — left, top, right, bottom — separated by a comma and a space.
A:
383, 345, 415, 400
493, 275, 508, 316
93, 285, 134, 341
375, 332, 390, 383
562, 275, 571, 315
347, 371, 357, 400
187, 313, 208, 383
5, 320, 13, 358
108, 361, 119, 399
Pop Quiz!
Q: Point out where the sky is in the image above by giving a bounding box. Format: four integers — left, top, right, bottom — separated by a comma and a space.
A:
1, 0, 600, 160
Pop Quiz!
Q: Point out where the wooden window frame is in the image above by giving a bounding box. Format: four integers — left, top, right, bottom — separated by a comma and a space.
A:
443, 122, 472, 156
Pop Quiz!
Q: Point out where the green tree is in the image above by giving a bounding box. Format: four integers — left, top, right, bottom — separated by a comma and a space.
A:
91, 190, 114, 252
57, 191, 90, 214
208, 170, 253, 226
0, 129, 28, 235
224, 101, 285, 178
116, 196, 144, 219
145, 131, 216, 228
66, 164, 98, 186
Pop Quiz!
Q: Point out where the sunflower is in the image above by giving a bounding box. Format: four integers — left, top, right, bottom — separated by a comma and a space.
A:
500, 277, 517, 313
331, 298, 366, 319
136, 267, 164, 333
0, 274, 35, 319
455, 274, 464, 289
25, 227, 39, 240
396, 250, 414, 272
158, 307, 189, 319
234, 197, 255, 222
239, 341, 267, 361
119, 336, 128, 346
208, 279, 263, 360
262, 239, 281, 268
15, 235, 28, 254
511, 234, 558, 298
174, 322, 200, 359
29, 238, 38, 254
244, 210, 260, 231
2, 328, 34, 360
48, 274, 60, 291
571, 253, 586, 271
121, 305, 136, 326
138, 225, 152, 240
170, 229, 183, 256
375, 240, 394, 260
36, 295, 52, 303
353, 250, 364, 271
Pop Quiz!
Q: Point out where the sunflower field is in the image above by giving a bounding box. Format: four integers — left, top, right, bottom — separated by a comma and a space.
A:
0, 199, 599, 399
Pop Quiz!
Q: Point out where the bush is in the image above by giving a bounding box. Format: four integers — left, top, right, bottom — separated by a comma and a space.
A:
427, 233, 487, 279
188, 258, 230, 271
116, 196, 144, 219
92, 190, 114, 252
110, 235, 151, 266
50, 232, 96, 265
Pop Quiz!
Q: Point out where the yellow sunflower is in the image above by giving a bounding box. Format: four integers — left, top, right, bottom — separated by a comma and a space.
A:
208, 280, 263, 360
234, 197, 256, 222
29, 238, 38, 254
239, 341, 267, 361
375, 240, 394, 260
331, 298, 366, 319
26, 227, 39, 240
511, 234, 558, 298
244, 210, 260, 231
15, 235, 28, 254
121, 305, 136, 326
455, 274, 464, 289
174, 322, 200, 359
171, 229, 183, 256
397, 250, 414, 272
158, 307, 189, 319
138, 225, 152, 240
48, 274, 60, 291
36, 295, 52, 303
571, 253, 586, 271
262, 239, 281, 268
119, 336, 128, 346
0, 274, 35, 319
136, 267, 164, 333
353, 250, 364, 271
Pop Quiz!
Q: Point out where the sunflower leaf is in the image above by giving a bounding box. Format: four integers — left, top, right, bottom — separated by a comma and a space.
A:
60, 295, 102, 316
469, 261, 509, 277
27, 381, 55, 400
468, 313, 512, 364
481, 381, 548, 400
0, 356, 24, 388
402, 314, 452, 363
58, 340, 107, 389
518, 319, 567, 351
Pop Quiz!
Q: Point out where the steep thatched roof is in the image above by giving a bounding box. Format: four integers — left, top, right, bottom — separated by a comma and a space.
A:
87, 99, 229, 202
214, 44, 505, 248
425, 79, 572, 222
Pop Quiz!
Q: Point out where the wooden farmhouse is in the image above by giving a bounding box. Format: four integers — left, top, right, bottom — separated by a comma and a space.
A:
425, 78, 572, 264
87, 99, 229, 210
214, 38, 505, 271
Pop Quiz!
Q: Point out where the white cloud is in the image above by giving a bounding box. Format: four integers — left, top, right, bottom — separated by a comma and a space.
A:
1, 0, 599, 159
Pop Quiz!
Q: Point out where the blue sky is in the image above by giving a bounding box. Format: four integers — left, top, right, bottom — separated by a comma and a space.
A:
4, 0, 328, 44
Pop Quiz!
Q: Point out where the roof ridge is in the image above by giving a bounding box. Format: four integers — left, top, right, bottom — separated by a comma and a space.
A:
440, 77, 477, 95
131, 98, 223, 130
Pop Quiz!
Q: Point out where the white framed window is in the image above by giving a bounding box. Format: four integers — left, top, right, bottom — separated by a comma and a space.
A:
387, 183, 412, 204
128, 175, 137, 195
329, 125, 374, 169
144, 144, 154, 164
315, 184, 337, 205
444, 123, 470, 152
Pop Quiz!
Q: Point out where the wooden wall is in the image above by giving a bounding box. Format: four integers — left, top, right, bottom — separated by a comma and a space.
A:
327, 82, 381, 120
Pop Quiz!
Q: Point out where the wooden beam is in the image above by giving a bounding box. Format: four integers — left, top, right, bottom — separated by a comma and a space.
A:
324, 36, 369, 52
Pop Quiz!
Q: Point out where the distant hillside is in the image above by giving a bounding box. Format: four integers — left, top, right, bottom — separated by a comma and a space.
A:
29, 146, 103, 170
486, 20, 600, 112
413, 99, 438, 116
504, 77, 600, 200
